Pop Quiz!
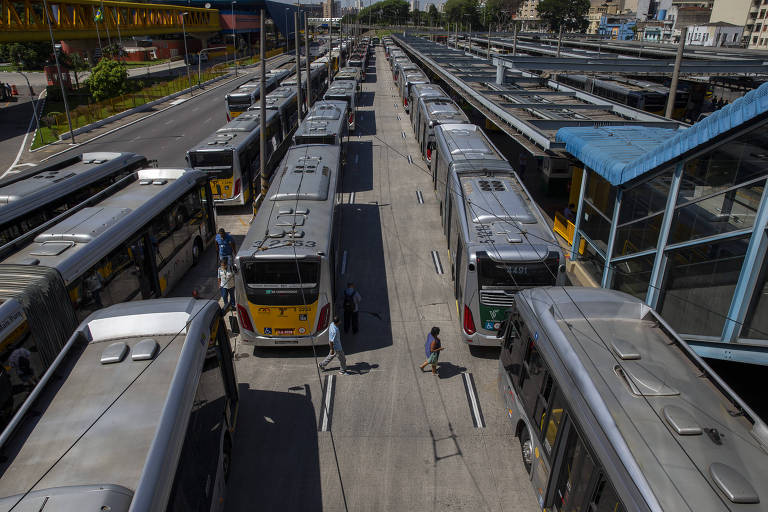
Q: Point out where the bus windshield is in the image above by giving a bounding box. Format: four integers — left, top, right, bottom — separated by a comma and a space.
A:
243, 260, 320, 305
188, 151, 234, 179
478, 255, 559, 288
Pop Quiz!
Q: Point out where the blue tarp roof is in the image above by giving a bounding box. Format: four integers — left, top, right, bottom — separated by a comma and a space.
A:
556, 82, 768, 186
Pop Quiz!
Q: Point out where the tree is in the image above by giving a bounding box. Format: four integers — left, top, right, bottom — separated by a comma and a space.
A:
537, 0, 589, 34
444, 0, 480, 27
0, 42, 52, 70
63, 53, 90, 89
427, 4, 440, 26
485, 0, 520, 31
85, 58, 128, 101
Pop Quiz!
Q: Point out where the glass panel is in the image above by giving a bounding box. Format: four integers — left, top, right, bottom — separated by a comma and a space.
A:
580, 202, 612, 253
613, 213, 663, 257
678, 124, 768, 205
579, 240, 606, 286
553, 426, 597, 512
543, 390, 565, 455
612, 254, 655, 301
659, 236, 748, 337
519, 342, 546, 419
533, 375, 553, 438
668, 180, 764, 245
585, 172, 616, 218
592, 478, 626, 512
618, 167, 673, 225
741, 255, 768, 340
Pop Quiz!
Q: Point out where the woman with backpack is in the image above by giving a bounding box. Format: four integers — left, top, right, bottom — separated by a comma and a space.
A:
419, 327, 444, 376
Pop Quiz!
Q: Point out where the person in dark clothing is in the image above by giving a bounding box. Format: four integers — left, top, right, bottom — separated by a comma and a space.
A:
419, 327, 444, 376
215, 228, 237, 267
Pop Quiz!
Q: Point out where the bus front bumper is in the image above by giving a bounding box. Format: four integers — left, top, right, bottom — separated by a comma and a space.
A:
239, 327, 329, 347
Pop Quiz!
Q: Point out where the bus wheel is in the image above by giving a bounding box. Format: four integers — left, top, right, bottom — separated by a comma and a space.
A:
520, 430, 533, 474
192, 238, 203, 266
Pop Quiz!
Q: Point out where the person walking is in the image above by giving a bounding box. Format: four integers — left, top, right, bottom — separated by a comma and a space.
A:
216, 228, 237, 267
419, 327, 444, 375
342, 282, 362, 334
319, 316, 350, 375
218, 260, 236, 311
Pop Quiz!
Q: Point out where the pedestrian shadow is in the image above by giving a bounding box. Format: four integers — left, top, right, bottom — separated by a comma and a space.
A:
319, 360, 379, 374
437, 362, 467, 379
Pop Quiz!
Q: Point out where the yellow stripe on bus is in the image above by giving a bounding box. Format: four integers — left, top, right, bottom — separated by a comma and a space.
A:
247, 300, 317, 336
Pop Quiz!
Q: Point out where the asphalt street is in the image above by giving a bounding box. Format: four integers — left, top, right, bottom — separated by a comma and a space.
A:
5, 45, 538, 511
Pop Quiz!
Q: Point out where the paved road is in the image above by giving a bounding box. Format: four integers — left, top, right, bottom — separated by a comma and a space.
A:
176, 46, 539, 512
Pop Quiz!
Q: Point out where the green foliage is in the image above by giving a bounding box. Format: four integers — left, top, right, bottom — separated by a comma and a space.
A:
85, 58, 129, 101
61, 53, 90, 89
427, 4, 440, 25
537, 0, 589, 33
444, 0, 480, 27
484, 0, 520, 30
0, 42, 52, 70
358, 0, 409, 25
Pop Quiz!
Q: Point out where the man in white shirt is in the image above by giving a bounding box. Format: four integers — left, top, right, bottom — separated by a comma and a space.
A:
218, 260, 236, 311
319, 317, 349, 375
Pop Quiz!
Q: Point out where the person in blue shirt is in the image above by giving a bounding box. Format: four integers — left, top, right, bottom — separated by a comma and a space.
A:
216, 228, 237, 268
319, 316, 349, 375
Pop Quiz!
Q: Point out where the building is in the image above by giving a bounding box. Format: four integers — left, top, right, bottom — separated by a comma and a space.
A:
588, 1, 621, 33
554, 82, 768, 364
686, 21, 744, 46
516, 0, 542, 30
322, 0, 339, 18
598, 13, 638, 39
410, 0, 419, 11
710, 0, 766, 49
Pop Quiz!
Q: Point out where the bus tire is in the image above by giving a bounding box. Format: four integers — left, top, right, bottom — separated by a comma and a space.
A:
192, 238, 203, 266
520, 429, 533, 474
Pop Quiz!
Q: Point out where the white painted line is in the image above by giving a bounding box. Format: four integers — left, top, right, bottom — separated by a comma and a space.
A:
462, 372, 485, 428
169, 98, 188, 106
12, 163, 36, 168
416, 190, 424, 204
3, 93, 43, 177
407, 155, 413, 165
319, 374, 335, 432
341, 250, 348, 275
396, 114, 400, 120
431, 250, 444, 275
164, 119, 174, 125
401, 131, 406, 139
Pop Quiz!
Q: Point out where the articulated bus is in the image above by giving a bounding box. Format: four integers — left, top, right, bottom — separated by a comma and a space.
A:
0, 152, 146, 246
416, 97, 469, 165
256, 86, 300, 139
0, 168, 215, 429
499, 286, 768, 512
224, 59, 295, 120
186, 110, 282, 207
280, 63, 329, 108
432, 123, 565, 345
323, 80, 357, 132
0, 298, 238, 511
335, 67, 362, 93
399, 69, 430, 113
234, 144, 342, 346
409, 83, 448, 131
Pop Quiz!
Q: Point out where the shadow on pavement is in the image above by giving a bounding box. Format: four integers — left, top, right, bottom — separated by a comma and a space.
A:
225, 384, 322, 512
340, 140, 373, 192
355, 109, 376, 136
468, 345, 501, 360
357, 91, 376, 107
436, 361, 468, 379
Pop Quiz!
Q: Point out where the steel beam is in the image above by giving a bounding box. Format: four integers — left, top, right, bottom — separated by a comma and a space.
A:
493, 55, 768, 74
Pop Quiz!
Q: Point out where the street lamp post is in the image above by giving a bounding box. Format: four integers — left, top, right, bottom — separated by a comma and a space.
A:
181, 12, 192, 95
285, 8, 291, 51
198, 46, 226, 85
41, 0, 75, 143
17, 71, 41, 138
232, 1, 238, 76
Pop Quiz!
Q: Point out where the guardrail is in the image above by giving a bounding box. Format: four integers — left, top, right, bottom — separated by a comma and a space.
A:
553, 211, 585, 255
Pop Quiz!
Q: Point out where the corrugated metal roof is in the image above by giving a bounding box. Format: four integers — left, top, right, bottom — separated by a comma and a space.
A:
556, 82, 768, 186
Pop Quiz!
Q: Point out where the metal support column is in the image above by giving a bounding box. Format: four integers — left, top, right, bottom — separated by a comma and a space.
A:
259, 10, 267, 199
572, 168, 589, 257
646, 162, 683, 309
295, 11, 303, 123
495, 63, 504, 85
601, 188, 622, 289
721, 186, 768, 342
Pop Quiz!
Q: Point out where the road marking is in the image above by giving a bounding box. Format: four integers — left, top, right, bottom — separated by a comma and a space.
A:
341, 250, 348, 275
169, 98, 188, 106
416, 190, 424, 204
349, 192, 355, 204
164, 119, 174, 125
462, 372, 485, 428
407, 155, 413, 165
431, 250, 444, 275
3, 91, 44, 177
396, 114, 400, 120
401, 131, 406, 139
12, 163, 36, 168
318, 374, 336, 432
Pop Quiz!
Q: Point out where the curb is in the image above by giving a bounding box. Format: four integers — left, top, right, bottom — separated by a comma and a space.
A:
56, 72, 232, 141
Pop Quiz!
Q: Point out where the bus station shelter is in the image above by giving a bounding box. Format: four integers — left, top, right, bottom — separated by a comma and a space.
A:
555, 82, 768, 364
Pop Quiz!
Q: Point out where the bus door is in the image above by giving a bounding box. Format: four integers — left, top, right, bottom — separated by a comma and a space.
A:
129, 234, 160, 299
201, 184, 216, 241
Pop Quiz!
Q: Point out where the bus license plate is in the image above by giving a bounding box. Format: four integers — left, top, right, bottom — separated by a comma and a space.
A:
276, 328, 294, 335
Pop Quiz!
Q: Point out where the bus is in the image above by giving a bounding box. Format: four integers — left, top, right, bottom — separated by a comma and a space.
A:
415, 97, 469, 165
498, 286, 768, 511
409, 83, 448, 131
0, 168, 216, 428
0, 298, 238, 511
256, 86, 300, 139
0, 152, 146, 247
432, 123, 565, 345
186, 110, 282, 207
234, 143, 342, 346
399, 69, 430, 113
225, 59, 295, 120
293, 100, 348, 146
323, 80, 357, 132
335, 67, 362, 93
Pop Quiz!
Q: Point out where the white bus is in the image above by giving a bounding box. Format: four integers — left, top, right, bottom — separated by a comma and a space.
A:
0, 168, 216, 429
0, 298, 238, 511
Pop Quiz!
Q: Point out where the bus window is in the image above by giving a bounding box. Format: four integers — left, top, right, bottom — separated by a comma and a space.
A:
532, 374, 553, 439
592, 478, 625, 512
543, 389, 564, 455
519, 341, 546, 419
552, 426, 597, 512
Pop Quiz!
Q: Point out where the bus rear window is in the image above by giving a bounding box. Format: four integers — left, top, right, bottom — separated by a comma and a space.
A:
294, 135, 337, 145
243, 260, 320, 305
228, 97, 253, 108
188, 151, 234, 178
478, 255, 559, 288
